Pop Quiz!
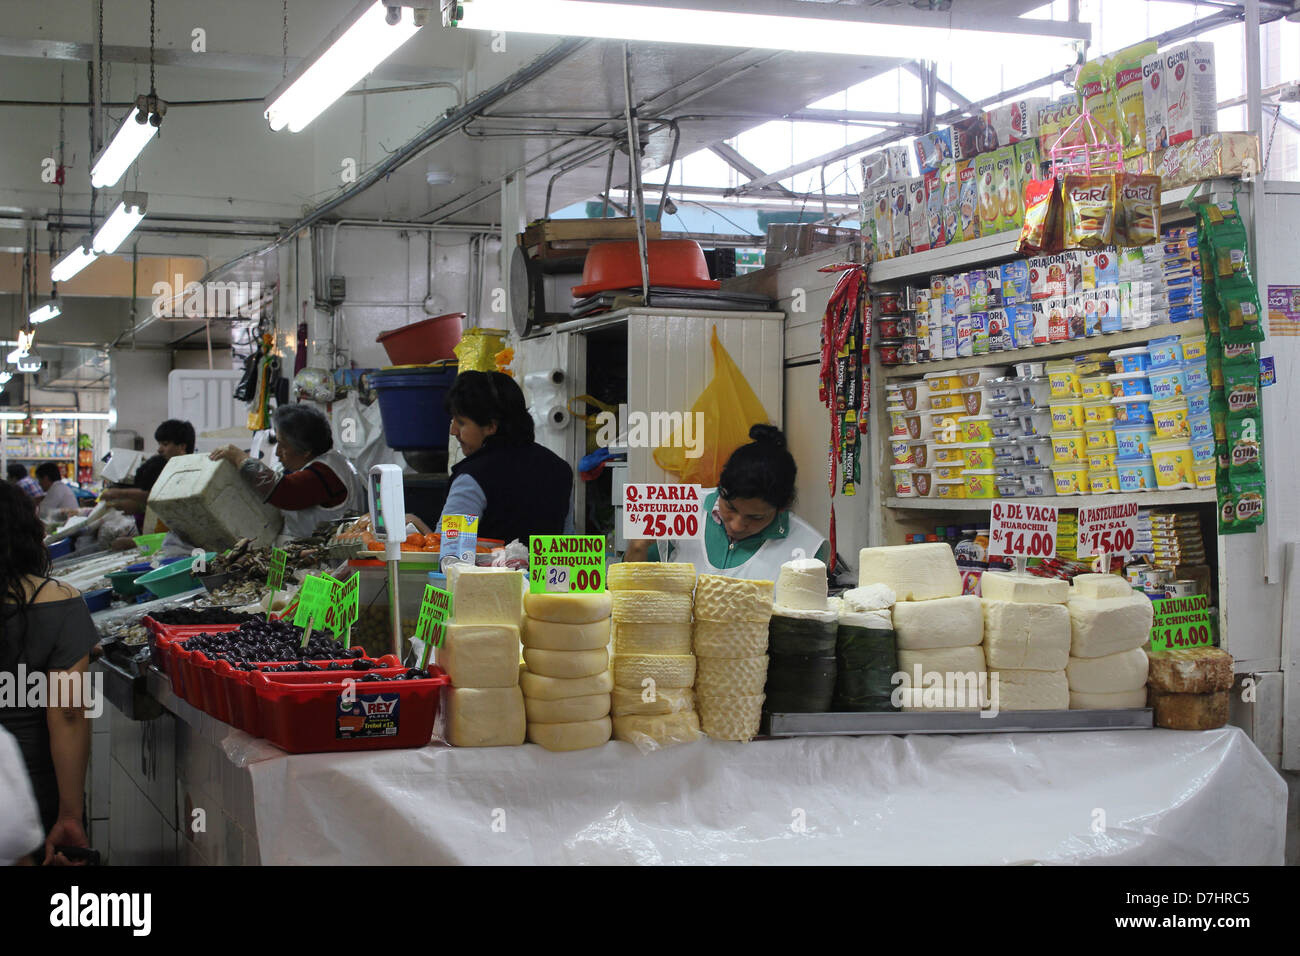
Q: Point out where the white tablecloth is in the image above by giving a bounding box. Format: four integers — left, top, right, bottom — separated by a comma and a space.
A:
238, 725, 1287, 865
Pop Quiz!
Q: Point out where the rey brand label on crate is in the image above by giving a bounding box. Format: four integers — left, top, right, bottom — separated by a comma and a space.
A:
1076, 500, 1140, 558
337, 691, 400, 739
622, 483, 705, 540
988, 501, 1058, 558
529, 534, 606, 594
1149, 593, 1213, 652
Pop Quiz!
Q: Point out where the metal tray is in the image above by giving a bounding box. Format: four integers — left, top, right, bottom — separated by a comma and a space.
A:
764, 708, 1154, 737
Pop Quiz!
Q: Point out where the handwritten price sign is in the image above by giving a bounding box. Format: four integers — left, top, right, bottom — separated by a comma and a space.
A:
1076, 501, 1140, 559
988, 501, 1058, 559
621, 483, 705, 540
1149, 593, 1213, 653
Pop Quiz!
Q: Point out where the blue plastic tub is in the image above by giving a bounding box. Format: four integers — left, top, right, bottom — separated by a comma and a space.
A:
83, 588, 114, 613
48, 539, 73, 561
370, 364, 458, 451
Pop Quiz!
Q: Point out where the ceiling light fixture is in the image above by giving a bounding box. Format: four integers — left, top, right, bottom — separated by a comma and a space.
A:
0, 412, 27, 421
29, 301, 62, 325
51, 238, 98, 283
443, 0, 1088, 60
265, 2, 424, 133
32, 411, 111, 421
90, 100, 164, 190
92, 192, 148, 254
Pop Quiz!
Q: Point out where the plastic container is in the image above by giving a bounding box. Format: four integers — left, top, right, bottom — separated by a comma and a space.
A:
934, 444, 965, 465
83, 588, 113, 613
1084, 425, 1117, 453
1052, 463, 1090, 496
1017, 466, 1055, 497
898, 381, 931, 411
960, 416, 994, 443
964, 469, 998, 499
995, 475, 1024, 497
1148, 365, 1188, 402
1049, 401, 1085, 431
1020, 408, 1054, 437
375, 312, 465, 365
1147, 336, 1181, 370
1047, 364, 1082, 399
1051, 430, 1087, 464
935, 479, 966, 500
1082, 399, 1116, 426
370, 363, 459, 452
1184, 360, 1210, 391
888, 409, 911, 438
1186, 387, 1212, 418
928, 389, 965, 411
1192, 459, 1217, 490
1089, 469, 1120, 494
1109, 346, 1151, 373
988, 379, 1021, 403
1108, 371, 1152, 397
908, 440, 938, 468
135, 553, 217, 599
890, 465, 916, 498
1117, 457, 1158, 493
990, 418, 1025, 440
912, 469, 935, 497
933, 463, 965, 482
1191, 437, 1216, 462
1018, 376, 1053, 407
1188, 412, 1214, 443
1181, 334, 1208, 362
1088, 451, 1118, 472
573, 239, 719, 297
220, 655, 402, 737
988, 398, 1021, 422
923, 371, 963, 392
890, 439, 913, 465
1115, 422, 1156, 461
107, 566, 150, 599
956, 367, 1005, 388
1019, 436, 1051, 466
1111, 395, 1154, 424
1014, 361, 1047, 379
990, 439, 1024, 466
1080, 376, 1114, 401
47, 539, 73, 561
134, 532, 167, 555
963, 443, 996, 470
904, 412, 933, 441
1151, 400, 1191, 440
1150, 440, 1195, 490
147, 455, 283, 552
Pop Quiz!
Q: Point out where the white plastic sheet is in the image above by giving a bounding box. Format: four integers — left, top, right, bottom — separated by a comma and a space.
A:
245, 727, 1286, 865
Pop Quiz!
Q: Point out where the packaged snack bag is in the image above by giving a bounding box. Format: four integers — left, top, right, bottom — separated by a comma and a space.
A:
995, 146, 1023, 232
1227, 413, 1263, 475
1075, 58, 1122, 146
1116, 173, 1161, 246
1223, 354, 1261, 417
914, 129, 953, 175
975, 152, 1000, 236
1017, 177, 1058, 256
1109, 42, 1158, 158
1038, 94, 1084, 155
1218, 274, 1265, 344
1062, 173, 1117, 248
957, 159, 980, 240
1232, 474, 1266, 531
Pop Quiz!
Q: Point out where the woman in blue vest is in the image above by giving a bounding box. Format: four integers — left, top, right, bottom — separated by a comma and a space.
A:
439, 371, 575, 543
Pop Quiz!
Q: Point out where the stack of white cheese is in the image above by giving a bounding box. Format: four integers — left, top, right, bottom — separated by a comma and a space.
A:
691, 574, 774, 741
607, 563, 701, 749
520, 591, 615, 750
763, 559, 839, 714
439, 565, 528, 747
859, 543, 985, 712
1065, 573, 1152, 709
980, 572, 1071, 710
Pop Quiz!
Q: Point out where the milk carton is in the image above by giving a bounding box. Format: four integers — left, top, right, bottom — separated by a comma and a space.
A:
1142, 50, 1168, 153
1164, 42, 1217, 145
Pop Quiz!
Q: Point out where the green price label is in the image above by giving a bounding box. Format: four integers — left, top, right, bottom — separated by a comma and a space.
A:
1149, 593, 1213, 653
294, 574, 343, 639
528, 535, 606, 595
336, 571, 360, 630
415, 583, 453, 648
267, 548, 288, 591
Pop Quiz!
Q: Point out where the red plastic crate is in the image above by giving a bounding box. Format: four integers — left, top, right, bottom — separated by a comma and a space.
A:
252, 666, 448, 753
218, 655, 401, 737
149, 622, 241, 693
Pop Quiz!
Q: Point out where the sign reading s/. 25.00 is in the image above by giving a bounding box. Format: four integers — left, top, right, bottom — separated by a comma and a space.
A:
622, 483, 705, 540
1149, 593, 1213, 653
1076, 500, 1140, 559
988, 501, 1058, 559
529, 535, 606, 594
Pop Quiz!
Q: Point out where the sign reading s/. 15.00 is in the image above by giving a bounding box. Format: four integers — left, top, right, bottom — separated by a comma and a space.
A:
622, 483, 705, 540
529, 535, 606, 594
987, 501, 1058, 559
1149, 593, 1213, 653
1076, 501, 1140, 559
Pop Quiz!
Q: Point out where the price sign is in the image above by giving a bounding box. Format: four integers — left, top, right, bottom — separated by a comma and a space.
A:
621, 483, 705, 541
987, 501, 1058, 559
266, 547, 289, 591
415, 583, 453, 669
1076, 501, 1140, 559
1149, 593, 1213, 653
294, 574, 343, 642
335, 571, 360, 647
529, 535, 606, 595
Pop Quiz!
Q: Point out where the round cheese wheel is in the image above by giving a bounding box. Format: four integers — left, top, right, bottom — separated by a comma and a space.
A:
521, 646, 609, 679
520, 666, 614, 700
522, 617, 610, 651
768, 613, 837, 656
608, 562, 697, 593
612, 711, 701, 748
524, 592, 612, 625
694, 655, 769, 696
524, 692, 611, 724
611, 590, 692, 625
612, 622, 692, 656
694, 575, 774, 623
611, 653, 696, 690
610, 685, 695, 716
692, 620, 769, 658
697, 693, 764, 741
527, 715, 612, 752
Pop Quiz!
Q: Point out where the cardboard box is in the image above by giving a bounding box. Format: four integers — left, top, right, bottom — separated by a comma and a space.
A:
952, 115, 995, 162
994, 145, 1023, 233
975, 152, 1000, 237
939, 161, 961, 244
1165, 42, 1217, 146
986, 97, 1050, 146
889, 181, 909, 256
915, 129, 954, 175
872, 186, 893, 259
957, 159, 980, 240
907, 176, 930, 254
1038, 94, 1085, 156
1142, 51, 1168, 153
925, 170, 946, 249
1014, 139, 1043, 194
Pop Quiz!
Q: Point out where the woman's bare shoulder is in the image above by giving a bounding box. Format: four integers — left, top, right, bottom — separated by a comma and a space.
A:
25, 577, 81, 604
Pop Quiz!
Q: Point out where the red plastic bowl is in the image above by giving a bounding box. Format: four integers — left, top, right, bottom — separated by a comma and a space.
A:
572, 240, 720, 298
375, 312, 466, 365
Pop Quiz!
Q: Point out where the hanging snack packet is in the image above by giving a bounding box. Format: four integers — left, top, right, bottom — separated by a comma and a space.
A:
1223, 354, 1260, 417
1075, 58, 1123, 146
1116, 174, 1160, 246
1062, 174, 1116, 248
1217, 274, 1265, 344
1232, 474, 1266, 531
1018, 177, 1058, 255
1227, 413, 1263, 475
1217, 481, 1237, 535
1206, 212, 1251, 280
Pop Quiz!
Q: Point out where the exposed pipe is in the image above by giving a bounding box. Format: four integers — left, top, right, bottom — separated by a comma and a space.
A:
656, 120, 681, 222
622, 44, 650, 305
601, 148, 617, 219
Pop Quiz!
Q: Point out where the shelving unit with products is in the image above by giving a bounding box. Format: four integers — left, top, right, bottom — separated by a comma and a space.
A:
3, 417, 86, 481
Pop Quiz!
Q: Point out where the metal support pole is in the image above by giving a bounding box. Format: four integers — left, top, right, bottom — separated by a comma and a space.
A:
656, 120, 681, 222
601, 147, 616, 218
622, 43, 650, 305
387, 560, 403, 659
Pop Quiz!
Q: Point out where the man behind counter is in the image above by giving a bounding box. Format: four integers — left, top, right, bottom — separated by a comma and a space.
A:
99, 419, 195, 518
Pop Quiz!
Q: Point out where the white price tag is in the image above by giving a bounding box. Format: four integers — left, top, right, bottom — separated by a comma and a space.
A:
988, 501, 1058, 559
1075, 501, 1140, 559
545, 566, 571, 593
621, 483, 706, 540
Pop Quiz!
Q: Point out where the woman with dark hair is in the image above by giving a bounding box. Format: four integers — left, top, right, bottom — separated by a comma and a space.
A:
624, 424, 829, 579
210, 404, 363, 541
440, 371, 574, 543
0, 482, 96, 864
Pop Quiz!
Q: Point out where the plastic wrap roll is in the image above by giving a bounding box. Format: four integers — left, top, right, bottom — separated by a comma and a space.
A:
532, 404, 570, 429
524, 368, 566, 389
768, 613, 837, 656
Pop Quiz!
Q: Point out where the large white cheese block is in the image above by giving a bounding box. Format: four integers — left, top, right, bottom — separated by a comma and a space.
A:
897, 687, 981, 712
694, 655, 769, 697
1067, 593, 1154, 658
612, 711, 701, 748
896, 645, 987, 687
892, 595, 983, 650
435, 624, 521, 688
611, 653, 696, 690
610, 685, 695, 716
981, 600, 1070, 671
697, 693, 764, 741
1070, 573, 1135, 600
1069, 688, 1149, 709
442, 686, 526, 747
524, 692, 611, 724
857, 543, 961, 601
989, 668, 1068, 710
610, 590, 693, 625
445, 565, 525, 627
1066, 648, 1150, 693
521, 646, 608, 679
608, 562, 697, 593
612, 622, 692, 656
519, 666, 614, 700
840, 583, 897, 612
775, 558, 829, 611
523, 592, 612, 624
692, 620, 769, 658
839, 610, 893, 630
521, 617, 610, 651
693, 575, 774, 623
527, 716, 612, 751
979, 572, 1069, 605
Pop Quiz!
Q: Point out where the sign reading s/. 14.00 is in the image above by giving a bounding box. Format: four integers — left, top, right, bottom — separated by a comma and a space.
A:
987, 501, 1058, 559
529, 535, 606, 594
1149, 593, 1213, 653
622, 483, 705, 540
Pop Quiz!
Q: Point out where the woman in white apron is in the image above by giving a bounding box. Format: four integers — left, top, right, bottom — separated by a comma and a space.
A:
210, 404, 363, 542
624, 425, 828, 579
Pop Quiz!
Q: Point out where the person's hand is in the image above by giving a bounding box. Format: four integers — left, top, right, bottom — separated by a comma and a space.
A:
209, 445, 249, 468
43, 815, 88, 866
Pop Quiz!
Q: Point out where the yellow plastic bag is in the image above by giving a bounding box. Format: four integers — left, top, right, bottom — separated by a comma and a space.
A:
654, 327, 771, 487
453, 328, 509, 372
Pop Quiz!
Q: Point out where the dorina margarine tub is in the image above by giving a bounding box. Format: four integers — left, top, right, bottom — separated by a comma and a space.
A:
1111, 395, 1153, 424
1186, 387, 1211, 418
964, 469, 998, 499
1084, 424, 1117, 452
1047, 362, 1082, 398
1151, 399, 1190, 440
1051, 463, 1089, 496
1108, 346, 1151, 373
1082, 399, 1116, 426
1117, 456, 1157, 492
1150, 440, 1195, 490
1114, 422, 1156, 460
935, 478, 967, 500
1050, 429, 1087, 464
1049, 401, 1085, 431
1088, 451, 1118, 472
1080, 376, 1114, 401
1088, 469, 1120, 495
1147, 365, 1188, 402
1192, 459, 1217, 490
1181, 334, 1208, 362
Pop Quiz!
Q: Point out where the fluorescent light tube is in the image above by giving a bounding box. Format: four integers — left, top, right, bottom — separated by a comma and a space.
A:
265, 1, 422, 133
449, 0, 1084, 60
0, 412, 27, 420
29, 302, 62, 324
92, 192, 148, 254
90, 108, 159, 190
51, 241, 98, 283
0, 370, 12, 384
32, 412, 111, 421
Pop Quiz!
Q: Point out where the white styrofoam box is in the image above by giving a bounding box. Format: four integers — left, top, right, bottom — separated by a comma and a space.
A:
147, 454, 283, 550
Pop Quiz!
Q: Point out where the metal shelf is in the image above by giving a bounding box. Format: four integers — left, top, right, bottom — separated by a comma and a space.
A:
766, 708, 1153, 736
885, 488, 1216, 511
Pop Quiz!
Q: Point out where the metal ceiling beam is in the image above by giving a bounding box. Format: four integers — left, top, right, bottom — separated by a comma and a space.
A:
902, 61, 972, 110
